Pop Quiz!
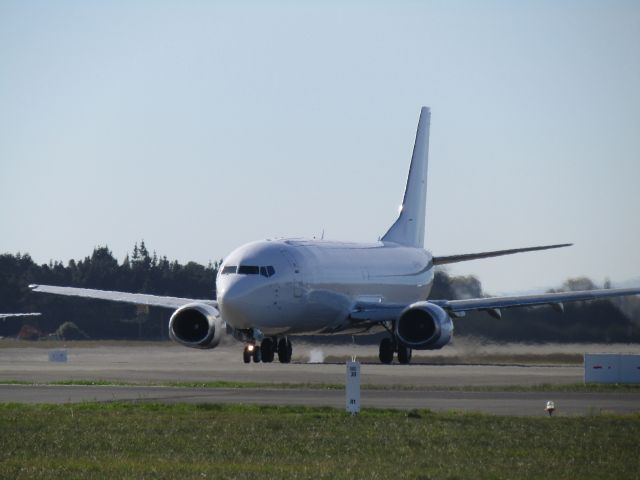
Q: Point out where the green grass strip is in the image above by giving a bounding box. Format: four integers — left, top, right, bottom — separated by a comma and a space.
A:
0, 403, 638, 479
2, 378, 640, 392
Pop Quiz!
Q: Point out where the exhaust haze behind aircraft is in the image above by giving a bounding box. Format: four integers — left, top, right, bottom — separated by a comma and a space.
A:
31, 107, 640, 364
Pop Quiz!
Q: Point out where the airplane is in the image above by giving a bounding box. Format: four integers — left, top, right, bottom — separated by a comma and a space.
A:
30, 107, 640, 364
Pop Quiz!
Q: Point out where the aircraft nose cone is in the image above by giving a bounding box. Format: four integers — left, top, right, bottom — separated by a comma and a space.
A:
218, 279, 252, 328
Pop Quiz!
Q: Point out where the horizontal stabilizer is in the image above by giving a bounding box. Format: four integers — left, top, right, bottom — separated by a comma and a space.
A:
432, 243, 572, 265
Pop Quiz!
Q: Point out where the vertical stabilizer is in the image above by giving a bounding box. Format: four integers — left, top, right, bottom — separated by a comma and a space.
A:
381, 107, 430, 248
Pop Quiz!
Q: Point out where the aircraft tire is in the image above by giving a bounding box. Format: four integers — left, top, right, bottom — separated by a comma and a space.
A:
278, 338, 292, 363
243, 347, 251, 364
261, 338, 275, 363
397, 345, 412, 364
379, 338, 394, 364
252, 346, 262, 363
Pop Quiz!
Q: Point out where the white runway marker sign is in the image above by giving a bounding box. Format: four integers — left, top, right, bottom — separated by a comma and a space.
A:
584, 353, 640, 384
48, 349, 68, 363
346, 360, 360, 414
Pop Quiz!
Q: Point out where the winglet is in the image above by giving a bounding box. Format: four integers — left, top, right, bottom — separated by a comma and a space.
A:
382, 107, 431, 248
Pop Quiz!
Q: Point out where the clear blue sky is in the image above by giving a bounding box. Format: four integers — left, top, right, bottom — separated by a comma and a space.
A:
1, 1, 639, 294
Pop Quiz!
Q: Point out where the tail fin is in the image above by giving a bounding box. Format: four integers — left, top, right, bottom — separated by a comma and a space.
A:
381, 106, 431, 248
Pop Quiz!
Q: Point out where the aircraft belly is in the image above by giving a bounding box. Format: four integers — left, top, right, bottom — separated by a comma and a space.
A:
254, 288, 351, 335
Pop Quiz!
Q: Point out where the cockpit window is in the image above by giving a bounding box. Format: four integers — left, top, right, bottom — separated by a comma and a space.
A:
223, 265, 275, 276
260, 266, 276, 277
238, 265, 259, 275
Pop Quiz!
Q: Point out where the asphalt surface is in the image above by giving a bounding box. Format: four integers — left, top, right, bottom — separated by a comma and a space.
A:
0, 343, 585, 386
1, 343, 638, 416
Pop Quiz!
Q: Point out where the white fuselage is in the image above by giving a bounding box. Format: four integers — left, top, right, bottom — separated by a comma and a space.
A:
216, 238, 433, 336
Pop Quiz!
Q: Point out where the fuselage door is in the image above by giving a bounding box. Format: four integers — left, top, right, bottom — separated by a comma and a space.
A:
281, 249, 303, 297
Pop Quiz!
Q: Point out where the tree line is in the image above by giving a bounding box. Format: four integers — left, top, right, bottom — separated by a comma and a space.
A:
0, 242, 217, 340
0, 242, 638, 342
431, 271, 640, 343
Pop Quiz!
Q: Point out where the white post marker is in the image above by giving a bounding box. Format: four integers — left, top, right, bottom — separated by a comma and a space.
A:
346, 358, 361, 415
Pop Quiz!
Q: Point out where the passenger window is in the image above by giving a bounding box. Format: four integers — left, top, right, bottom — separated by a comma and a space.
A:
221, 266, 237, 274
238, 265, 259, 275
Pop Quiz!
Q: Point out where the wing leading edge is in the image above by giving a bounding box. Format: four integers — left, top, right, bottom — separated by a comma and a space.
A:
431, 287, 640, 314
351, 287, 640, 323
29, 284, 216, 310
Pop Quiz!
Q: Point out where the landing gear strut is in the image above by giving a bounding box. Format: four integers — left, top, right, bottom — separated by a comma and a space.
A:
378, 336, 412, 365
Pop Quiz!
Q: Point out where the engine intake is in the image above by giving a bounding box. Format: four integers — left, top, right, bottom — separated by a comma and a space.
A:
169, 302, 224, 349
395, 302, 453, 350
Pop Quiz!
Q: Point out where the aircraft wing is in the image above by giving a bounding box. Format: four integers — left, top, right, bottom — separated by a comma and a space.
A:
430, 287, 640, 314
432, 243, 572, 265
351, 287, 640, 323
29, 284, 216, 310
0, 313, 41, 319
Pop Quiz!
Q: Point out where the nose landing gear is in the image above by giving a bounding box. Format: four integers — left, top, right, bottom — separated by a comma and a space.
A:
242, 337, 292, 364
243, 344, 262, 363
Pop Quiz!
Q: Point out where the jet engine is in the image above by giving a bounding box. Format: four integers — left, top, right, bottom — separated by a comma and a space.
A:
395, 301, 453, 350
169, 303, 224, 349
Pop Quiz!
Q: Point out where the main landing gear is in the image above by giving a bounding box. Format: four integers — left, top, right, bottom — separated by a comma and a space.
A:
379, 336, 412, 365
243, 337, 292, 364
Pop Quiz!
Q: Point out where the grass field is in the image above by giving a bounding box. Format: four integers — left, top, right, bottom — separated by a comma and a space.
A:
3, 378, 640, 393
1, 403, 638, 479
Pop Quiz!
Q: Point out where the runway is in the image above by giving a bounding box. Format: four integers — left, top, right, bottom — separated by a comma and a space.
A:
1, 342, 638, 416
0, 342, 586, 386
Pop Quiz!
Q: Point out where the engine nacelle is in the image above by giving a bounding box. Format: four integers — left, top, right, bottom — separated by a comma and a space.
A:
169, 302, 224, 349
395, 301, 454, 350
